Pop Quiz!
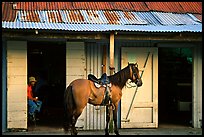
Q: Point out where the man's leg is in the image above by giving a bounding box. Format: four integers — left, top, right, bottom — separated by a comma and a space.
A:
28, 99, 38, 115
35, 100, 43, 112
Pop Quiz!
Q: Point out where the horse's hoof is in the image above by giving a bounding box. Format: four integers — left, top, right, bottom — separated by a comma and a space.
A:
71, 130, 78, 135
105, 131, 109, 135
114, 130, 120, 135
71, 132, 78, 135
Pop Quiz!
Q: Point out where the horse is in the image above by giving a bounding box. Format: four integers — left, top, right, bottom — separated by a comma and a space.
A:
63, 63, 142, 135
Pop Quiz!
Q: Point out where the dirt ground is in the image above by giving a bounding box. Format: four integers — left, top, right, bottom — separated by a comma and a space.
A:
2, 107, 202, 135
3, 123, 202, 135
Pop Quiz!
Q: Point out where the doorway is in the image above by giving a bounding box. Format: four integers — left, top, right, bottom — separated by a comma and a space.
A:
27, 41, 66, 128
158, 47, 192, 127
121, 47, 158, 128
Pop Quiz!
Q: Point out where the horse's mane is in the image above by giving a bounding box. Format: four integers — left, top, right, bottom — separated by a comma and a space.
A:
108, 65, 130, 89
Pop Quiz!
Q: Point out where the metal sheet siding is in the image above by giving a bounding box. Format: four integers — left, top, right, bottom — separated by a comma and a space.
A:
85, 43, 106, 130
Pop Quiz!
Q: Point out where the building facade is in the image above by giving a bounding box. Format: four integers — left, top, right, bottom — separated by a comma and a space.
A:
2, 2, 202, 132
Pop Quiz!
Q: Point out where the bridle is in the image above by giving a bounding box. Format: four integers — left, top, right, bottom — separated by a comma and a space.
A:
129, 63, 140, 83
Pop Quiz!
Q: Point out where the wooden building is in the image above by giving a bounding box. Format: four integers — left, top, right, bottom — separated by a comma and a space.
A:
2, 2, 202, 132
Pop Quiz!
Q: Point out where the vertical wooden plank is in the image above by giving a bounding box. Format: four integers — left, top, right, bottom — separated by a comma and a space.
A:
152, 48, 158, 128
7, 41, 27, 129
102, 45, 107, 73
192, 45, 202, 128
109, 32, 115, 75
66, 42, 86, 128
109, 32, 115, 132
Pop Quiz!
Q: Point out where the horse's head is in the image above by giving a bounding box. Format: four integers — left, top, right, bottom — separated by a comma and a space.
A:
128, 62, 143, 87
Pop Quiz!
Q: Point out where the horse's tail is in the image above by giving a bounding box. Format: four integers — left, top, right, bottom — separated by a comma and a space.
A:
63, 85, 75, 132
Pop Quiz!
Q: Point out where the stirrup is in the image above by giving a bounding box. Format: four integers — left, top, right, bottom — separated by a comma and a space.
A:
111, 103, 115, 110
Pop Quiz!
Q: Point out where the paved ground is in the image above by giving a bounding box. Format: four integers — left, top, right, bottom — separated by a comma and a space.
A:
2, 124, 202, 135
2, 111, 202, 135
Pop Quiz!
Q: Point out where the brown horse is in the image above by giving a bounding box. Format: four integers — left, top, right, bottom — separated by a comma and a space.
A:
63, 63, 142, 135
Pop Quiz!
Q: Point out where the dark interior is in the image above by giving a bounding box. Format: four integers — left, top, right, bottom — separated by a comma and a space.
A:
158, 47, 192, 127
27, 41, 66, 128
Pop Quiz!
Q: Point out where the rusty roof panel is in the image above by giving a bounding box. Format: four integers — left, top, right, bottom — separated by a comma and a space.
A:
130, 2, 149, 11
11, 10, 202, 26
193, 14, 202, 22
13, 10, 201, 25
145, 2, 182, 13
104, 11, 119, 24
2, 2, 17, 22
2, 2, 202, 23
179, 2, 202, 14
18, 10, 147, 25
145, 2, 202, 14
11, 2, 202, 14
2, 2, 202, 33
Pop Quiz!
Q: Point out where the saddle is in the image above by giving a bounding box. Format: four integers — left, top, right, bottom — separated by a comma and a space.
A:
88, 73, 110, 87
88, 73, 114, 108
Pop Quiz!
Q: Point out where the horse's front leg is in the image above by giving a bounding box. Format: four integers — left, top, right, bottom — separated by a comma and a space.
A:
105, 105, 110, 135
113, 106, 120, 135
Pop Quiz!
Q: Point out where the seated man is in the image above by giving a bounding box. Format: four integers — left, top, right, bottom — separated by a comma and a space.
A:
27, 76, 42, 121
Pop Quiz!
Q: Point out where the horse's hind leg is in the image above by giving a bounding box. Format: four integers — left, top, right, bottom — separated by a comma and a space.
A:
71, 108, 84, 135
113, 106, 120, 135
70, 115, 78, 135
105, 105, 110, 135
63, 112, 73, 133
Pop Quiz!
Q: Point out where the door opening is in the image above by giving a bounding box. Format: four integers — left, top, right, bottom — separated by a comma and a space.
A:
27, 41, 66, 128
158, 47, 192, 127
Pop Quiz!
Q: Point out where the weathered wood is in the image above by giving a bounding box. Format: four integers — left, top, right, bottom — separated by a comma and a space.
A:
109, 32, 115, 133
2, 30, 201, 41
66, 42, 86, 128
7, 41, 27, 129
121, 47, 158, 128
102, 45, 107, 73
192, 45, 202, 128
109, 32, 115, 75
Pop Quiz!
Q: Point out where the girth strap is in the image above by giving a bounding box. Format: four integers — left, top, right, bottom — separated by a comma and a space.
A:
100, 86, 115, 110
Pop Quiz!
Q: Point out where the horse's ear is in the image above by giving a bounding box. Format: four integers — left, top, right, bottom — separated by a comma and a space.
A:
135, 62, 138, 67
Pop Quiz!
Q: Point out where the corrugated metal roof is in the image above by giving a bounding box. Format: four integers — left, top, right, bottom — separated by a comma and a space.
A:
11, 2, 201, 14
13, 10, 202, 25
151, 12, 201, 25
2, 2, 202, 22
2, 21, 202, 32
2, 2, 202, 32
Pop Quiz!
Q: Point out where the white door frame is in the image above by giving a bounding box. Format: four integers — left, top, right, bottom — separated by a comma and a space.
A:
121, 47, 158, 128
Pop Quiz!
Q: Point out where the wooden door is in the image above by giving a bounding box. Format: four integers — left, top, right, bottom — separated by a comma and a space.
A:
121, 47, 158, 128
7, 41, 27, 129
66, 42, 86, 128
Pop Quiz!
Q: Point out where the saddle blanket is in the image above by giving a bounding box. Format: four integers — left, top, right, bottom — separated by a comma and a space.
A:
94, 82, 112, 88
